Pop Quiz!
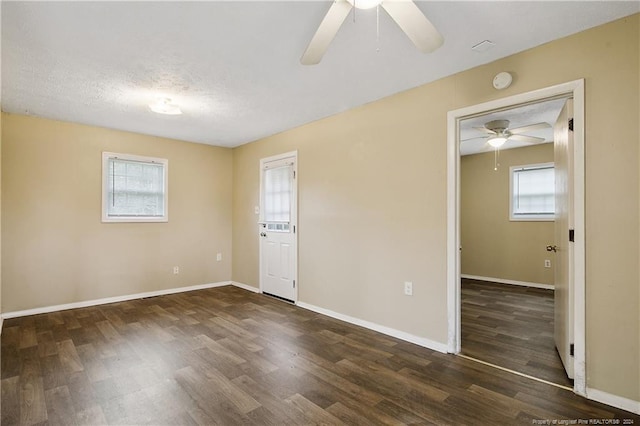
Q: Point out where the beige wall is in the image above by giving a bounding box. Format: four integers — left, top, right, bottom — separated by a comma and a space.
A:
1, 113, 233, 312
233, 77, 454, 343
232, 15, 639, 401
461, 144, 555, 285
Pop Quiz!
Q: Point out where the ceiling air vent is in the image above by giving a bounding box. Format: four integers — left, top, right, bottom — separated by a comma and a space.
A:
471, 40, 495, 53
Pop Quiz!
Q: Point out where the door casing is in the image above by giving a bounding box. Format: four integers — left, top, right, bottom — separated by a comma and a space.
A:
446, 80, 586, 396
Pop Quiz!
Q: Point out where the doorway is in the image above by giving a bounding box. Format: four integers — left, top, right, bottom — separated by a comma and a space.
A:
446, 80, 586, 396
259, 151, 298, 303
458, 97, 570, 387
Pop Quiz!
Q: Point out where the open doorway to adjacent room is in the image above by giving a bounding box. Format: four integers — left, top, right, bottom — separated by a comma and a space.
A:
447, 81, 586, 393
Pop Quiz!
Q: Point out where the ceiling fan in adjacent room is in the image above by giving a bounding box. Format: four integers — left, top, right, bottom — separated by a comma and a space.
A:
461, 119, 551, 150
301, 0, 443, 65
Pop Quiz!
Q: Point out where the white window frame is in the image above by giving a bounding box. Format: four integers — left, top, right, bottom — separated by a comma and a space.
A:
509, 162, 555, 222
101, 152, 169, 223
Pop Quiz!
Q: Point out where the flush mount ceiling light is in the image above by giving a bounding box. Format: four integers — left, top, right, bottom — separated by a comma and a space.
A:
149, 97, 182, 115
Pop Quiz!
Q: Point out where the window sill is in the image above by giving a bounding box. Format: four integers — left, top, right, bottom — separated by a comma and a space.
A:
509, 216, 554, 222
102, 217, 168, 223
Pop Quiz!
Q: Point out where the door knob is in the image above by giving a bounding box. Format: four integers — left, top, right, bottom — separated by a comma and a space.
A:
260, 232, 267, 237
546, 245, 557, 252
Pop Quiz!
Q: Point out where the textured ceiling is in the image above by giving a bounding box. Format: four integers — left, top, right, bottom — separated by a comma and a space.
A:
2, 1, 638, 147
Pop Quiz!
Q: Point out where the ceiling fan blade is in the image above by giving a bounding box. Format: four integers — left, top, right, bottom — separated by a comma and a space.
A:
473, 126, 496, 135
460, 136, 488, 143
509, 122, 550, 134
301, 0, 353, 65
381, 0, 443, 53
508, 134, 546, 144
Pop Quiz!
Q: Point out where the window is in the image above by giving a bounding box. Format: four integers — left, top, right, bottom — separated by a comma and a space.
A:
262, 160, 294, 232
102, 152, 168, 222
510, 162, 555, 221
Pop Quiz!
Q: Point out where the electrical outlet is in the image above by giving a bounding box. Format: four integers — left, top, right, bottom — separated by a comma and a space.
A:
173, 266, 180, 274
404, 281, 413, 296
544, 260, 551, 268
216, 253, 222, 262
254, 206, 260, 215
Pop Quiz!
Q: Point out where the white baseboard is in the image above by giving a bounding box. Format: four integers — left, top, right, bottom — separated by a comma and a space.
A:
296, 301, 448, 354
461, 274, 554, 290
587, 387, 640, 415
231, 281, 260, 293
0, 281, 233, 319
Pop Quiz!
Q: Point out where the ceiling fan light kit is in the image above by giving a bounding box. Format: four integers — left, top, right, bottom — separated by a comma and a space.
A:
488, 135, 508, 148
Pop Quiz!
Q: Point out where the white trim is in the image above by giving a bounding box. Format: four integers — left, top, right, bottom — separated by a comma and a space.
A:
461, 274, 554, 290
101, 151, 169, 223
446, 106, 460, 354
0, 281, 231, 319
231, 281, 260, 293
259, 150, 299, 166
297, 301, 449, 354
571, 81, 587, 397
586, 388, 640, 415
447, 79, 586, 396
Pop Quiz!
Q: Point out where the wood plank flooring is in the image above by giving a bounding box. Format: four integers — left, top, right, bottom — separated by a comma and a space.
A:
2, 285, 638, 425
461, 278, 572, 387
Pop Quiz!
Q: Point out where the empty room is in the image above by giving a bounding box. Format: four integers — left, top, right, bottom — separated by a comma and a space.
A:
1, 1, 639, 425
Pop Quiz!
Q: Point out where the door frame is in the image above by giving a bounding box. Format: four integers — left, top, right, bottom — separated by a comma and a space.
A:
446, 80, 586, 396
258, 150, 299, 303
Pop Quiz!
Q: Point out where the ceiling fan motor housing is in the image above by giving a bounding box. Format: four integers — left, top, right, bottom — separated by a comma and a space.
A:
485, 119, 510, 133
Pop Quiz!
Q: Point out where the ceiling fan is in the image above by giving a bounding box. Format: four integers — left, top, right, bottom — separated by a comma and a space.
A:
462, 119, 551, 149
301, 0, 443, 65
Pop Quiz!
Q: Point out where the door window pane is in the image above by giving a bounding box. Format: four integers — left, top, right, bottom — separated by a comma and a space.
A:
264, 164, 292, 223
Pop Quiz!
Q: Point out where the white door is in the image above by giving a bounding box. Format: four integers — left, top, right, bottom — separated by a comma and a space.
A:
553, 99, 574, 379
259, 152, 297, 302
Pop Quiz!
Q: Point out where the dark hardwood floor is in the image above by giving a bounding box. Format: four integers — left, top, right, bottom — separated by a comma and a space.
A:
461, 278, 572, 388
2, 285, 638, 425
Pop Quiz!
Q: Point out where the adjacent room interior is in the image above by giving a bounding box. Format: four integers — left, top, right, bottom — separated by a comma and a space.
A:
1, 1, 639, 424
459, 98, 572, 388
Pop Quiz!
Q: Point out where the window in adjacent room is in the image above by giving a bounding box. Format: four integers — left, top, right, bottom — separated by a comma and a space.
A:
510, 162, 555, 221
102, 152, 168, 222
